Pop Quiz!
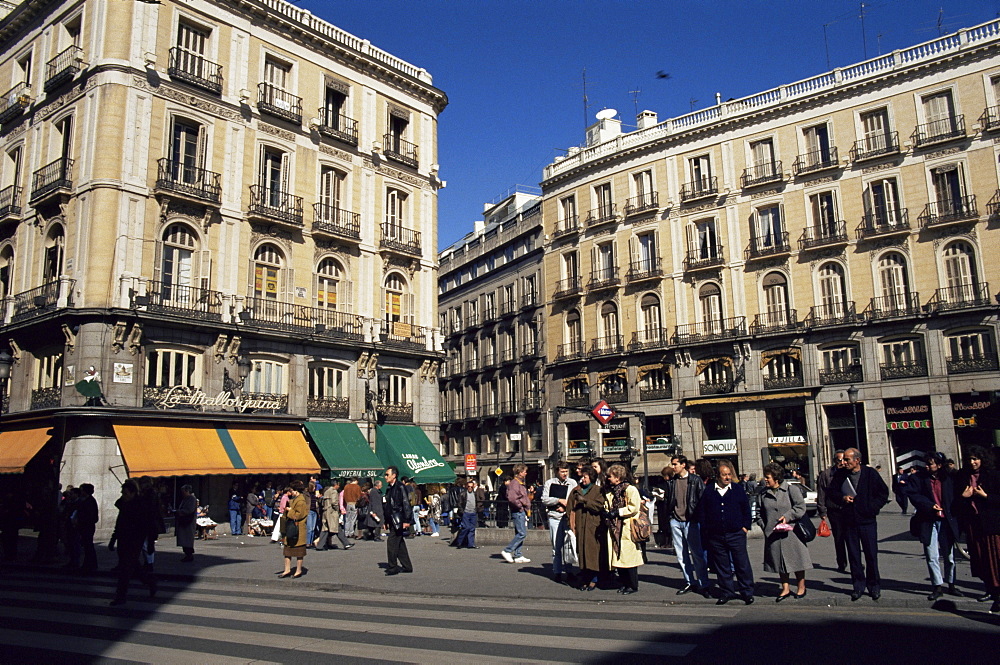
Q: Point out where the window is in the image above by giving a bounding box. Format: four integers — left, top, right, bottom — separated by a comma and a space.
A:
16, 52, 31, 86
752, 205, 784, 248
639, 367, 669, 393
0, 245, 12, 300
881, 337, 923, 366
55, 115, 73, 160
521, 275, 536, 304
385, 188, 407, 234
252, 243, 282, 300
562, 251, 579, 280
632, 169, 653, 203
600, 302, 619, 340
384, 273, 410, 324
385, 374, 408, 404
640, 294, 662, 333
748, 138, 778, 181
566, 309, 582, 345
175, 21, 212, 83
161, 223, 198, 301
560, 195, 577, 227
63, 15, 82, 49
310, 365, 344, 399
34, 352, 62, 390
942, 241, 979, 300
946, 329, 994, 364
764, 351, 801, 382
689, 154, 711, 186
146, 349, 200, 388
691, 218, 719, 259
809, 191, 839, 236
387, 110, 409, 152
258, 145, 289, 205
802, 123, 831, 166
699, 358, 732, 386
503, 283, 515, 310
170, 118, 206, 183
817, 262, 848, 316
859, 107, 892, 153
323, 84, 347, 129
318, 166, 345, 220
593, 182, 613, 219
594, 241, 614, 275
877, 252, 911, 309
921, 91, 958, 138
263, 57, 290, 92
43, 225, 64, 282
5, 146, 22, 189
699, 283, 723, 330
930, 163, 967, 211
316, 257, 344, 310
821, 344, 860, 373
634, 231, 657, 271
247, 359, 287, 394
763, 272, 789, 324
864, 177, 902, 226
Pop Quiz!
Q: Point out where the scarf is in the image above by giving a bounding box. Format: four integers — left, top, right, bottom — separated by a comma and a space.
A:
605, 481, 629, 560
580, 483, 593, 496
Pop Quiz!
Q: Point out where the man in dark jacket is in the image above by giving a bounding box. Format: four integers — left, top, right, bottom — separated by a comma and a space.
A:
665, 455, 709, 595
695, 459, 754, 605
827, 447, 890, 601
453, 478, 486, 549
76, 483, 99, 573
383, 466, 413, 575
110, 480, 157, 605
905, 452, 962, 600
816, 450, 848, 573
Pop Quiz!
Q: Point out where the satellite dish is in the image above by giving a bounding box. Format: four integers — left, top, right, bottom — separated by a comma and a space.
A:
596, 108, 618, 121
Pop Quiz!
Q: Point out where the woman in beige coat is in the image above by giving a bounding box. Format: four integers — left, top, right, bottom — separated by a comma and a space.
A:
279, 480, 309, 578
604, 464, 644, 594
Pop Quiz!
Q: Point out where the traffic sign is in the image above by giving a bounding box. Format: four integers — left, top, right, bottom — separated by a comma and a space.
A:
591, 400, 615, 425
465, 454, 477, 473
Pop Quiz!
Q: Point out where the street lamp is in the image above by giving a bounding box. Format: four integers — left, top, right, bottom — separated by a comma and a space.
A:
365, 368, 389, 449
516, 410, 526, 464
846, 384, 860, 452
0, 349, 13, 416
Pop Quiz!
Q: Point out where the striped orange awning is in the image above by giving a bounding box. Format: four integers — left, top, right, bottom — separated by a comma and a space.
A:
113, 421, 320, 478
0, 425, 54, 474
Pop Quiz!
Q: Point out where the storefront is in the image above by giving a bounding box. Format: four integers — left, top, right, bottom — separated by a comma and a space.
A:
304, 422, 384, 481
951, 392, 999, 453
766, 436, 809, 482
600, 418, 630, 457
884, 397, 935, 470
375, 425, 456, 484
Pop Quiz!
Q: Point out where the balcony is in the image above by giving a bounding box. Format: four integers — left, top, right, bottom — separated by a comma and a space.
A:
567, 439, 591, 455
925, 283, 993, 313
586, 204, 618, 229
307, 396, 349, 419
674, 316, 746, 344
500, 347, 517, 364
552, 215, 580, 238
378, 402, 413, 423
819, 365, 863, 385
248, 185, 303, 226
519, 395, 542, 411
850, 131, 900, 162
856, 209, 910, 240
29, 157, 73, 203
0, 82, 31, 125
257, 83, 302, 124
465, 359, 479, 373
44, 45, 83, 93
312, 204, 361, 241
553, 276, 582, 299
880, 360, 928, 380
699, 380, 734, 395
981, 106, 1000, 132
464, 314, 479, 329
741, 161, 783, 188
590, 334, 624, 356
918, 195, 978, 229
519, 292, 537, 310
865, 293, 922, 321
521, 340, 539, 358
793, 146, 839, 176
155, 158, 221, 204
379, 320, 428, 350
379, 223, 421, 256
762, 374, 804, 390
684, 246, 725, 271
31, 386, 61, 410
238, 298, 366, 341
0, 185, 22, 223
587, 267, 620, 291
383, 133, 418, 168
12, 279, 74, 323
680, 176, 718, 203
627, 258, 662, 283
317, 111, 358, 146
639, 385, 673, 401
601, 386, 629, 404
750, 309, 799, 335
556, 340, 585, 361
167, 47, 223, 94
947, 354, 1000, 375
629, 327, 670, 351
745, 232, 791, 260
482, 353, 498, 368
482, 307, 497, 323
623, 192, 659, 216
799, 221, 848, 250
139, 280, 223, 321
499, 299, 516, 316
804, 302, 859, 328
912, 115, 966, 147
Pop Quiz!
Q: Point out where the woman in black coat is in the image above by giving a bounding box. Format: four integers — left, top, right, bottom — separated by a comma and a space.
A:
905, 452, 961, 600
956, 446, 1000, 614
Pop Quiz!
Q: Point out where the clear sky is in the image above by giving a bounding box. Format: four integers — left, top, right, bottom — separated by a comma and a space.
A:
292, 0, 999, 250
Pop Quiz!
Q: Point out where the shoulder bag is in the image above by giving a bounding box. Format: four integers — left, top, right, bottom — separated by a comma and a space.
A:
284, 516, 299, 546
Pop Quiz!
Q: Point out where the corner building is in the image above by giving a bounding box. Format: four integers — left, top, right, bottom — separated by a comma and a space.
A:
0, 0, 447, 532
541, 21, 1000, 483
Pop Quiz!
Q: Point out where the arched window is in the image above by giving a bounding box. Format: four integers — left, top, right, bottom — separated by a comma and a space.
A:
253, 243, 283, 300
698, 357, 733, 393
384, 273, 408, 323
945, 327, 996, 373
762, 272, 790, 325
0, 244, 13, 300
817, 262, 847, 317
161, 223, 198, 303
699, 283, 723, 332
566, 309, 582, 352
316, 257, 343, 310
942, 241, 979, 302
877, 252, 911, 311
640, 293, 662, 338
246, 358, 287, 395
600, 301, 619, 341
43, 224, 64, 283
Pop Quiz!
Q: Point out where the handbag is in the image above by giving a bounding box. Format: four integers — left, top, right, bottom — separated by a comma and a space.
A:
630, 510, 652, 543
909, 514, 924, 539
794, 514, 816, 543
817, 517, 832, 538
284, 516, 299, 546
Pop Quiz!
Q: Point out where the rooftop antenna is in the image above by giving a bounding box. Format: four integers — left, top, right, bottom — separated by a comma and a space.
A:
937, 7, 944, 36
876, 32, 884, 55
582, 68, 591, 131
859, 2, 868, 59
689, 98, 699, 111
629, 86, 641, 119
822, 23, 832, 68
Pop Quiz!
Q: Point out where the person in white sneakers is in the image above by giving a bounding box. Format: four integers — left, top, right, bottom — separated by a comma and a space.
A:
501, 464, 531, 564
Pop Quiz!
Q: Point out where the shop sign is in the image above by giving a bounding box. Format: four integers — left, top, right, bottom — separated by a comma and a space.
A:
402, 452, 447, 474
952, 395, 995, 428
886, 420, 931, 430
885, 404, 930, 417
703, 439, 737, 455
767, 436, 806, 444
602, 444, 628, 453
607, 419, 629, 431
154, 386, 284, 413
646, 435, 678, 452
465, 454, 477, 473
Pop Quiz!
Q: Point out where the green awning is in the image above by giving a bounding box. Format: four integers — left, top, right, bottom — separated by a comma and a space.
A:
375, 425, 456, 484
304, 422, 384, 478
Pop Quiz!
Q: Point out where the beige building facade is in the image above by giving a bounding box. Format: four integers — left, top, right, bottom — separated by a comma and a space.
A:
0, 0, 447, 531
541, 21, 1000, 483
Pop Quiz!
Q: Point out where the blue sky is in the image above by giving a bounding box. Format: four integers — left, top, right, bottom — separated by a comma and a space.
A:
293, 0, 999, 250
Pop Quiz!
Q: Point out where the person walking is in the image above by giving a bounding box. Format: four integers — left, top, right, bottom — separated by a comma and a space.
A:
383, 466, 413, 575
827, 447, 890, 601
227, 484, 242, 536
906, 451, 962, 600
109, 480, 157, 605
603, 464, 643, 595
665, 454, 709, 596
816, 450, 848, 573
568, 467, 606, 591
500, 463, 531, 564
956, 446, 1000, 613
317, 482, 352, 550
454, 478, 485, 549
892, 467, 910, 515
278, 480, 309, 578
76, 483, 99, 574
542, 461, 578, 584
697, 459, 754, 605
759, 463, 811, 601
244, 485, 260, 537
175, 484, 197, 562
343, 478, 362, 539
363, 479, 385, 541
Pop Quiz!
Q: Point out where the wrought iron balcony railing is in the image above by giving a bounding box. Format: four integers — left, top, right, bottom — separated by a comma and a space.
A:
30, 157, 73, 202
623, 191, 659, 215
45, 45, 83, 92
981, 106, 1000, 132
918, 195, 978, 228
684, 246, 725, 271
482, 307, 497, 322
380, 223, 421, 256
850, 131, 900, 161
565, 396, 589, 409
156, 158, 222, 204
553, 215, 580, 238
799, 221, 848, 250
586, 204, 617, 228
819, 365, 864, 385
880, 360, 928, 380
856, 208, 910, 240
763, 374, 804, 390
674, 316, 746, 344
639, 385, 673, 401
499, 299, 516, 315
553, 276, 582, 299
947, 354, 1000, 375
741, 161, 783, 188
556, 340, 585, 361
32, 386, 61, 410
313, 203, 361, 240
745, 232, 791, 260
258, 82, 302, 124
383, 133, 418, 168
680, 176, 718, 202
379, 320, 428, 349
318, 111, 358, 146
248, 185, 303, 226
602, 386, 629, 403
793, 146, 839, 175
588, 267, 620, 290
629, 327, 670, 351
168, 47, 223, 94
751, 309, 799, 334
626, 258, 662, 282
925, 283, 993, 312
590, 334, 624, 356
0, 82, 31, 125
804, 302, 859, 328
700, 380, 734, 395
912, 115, 966, 147
140, 280, 223, 321
12, 279, 73, 322
0, 184, 22, 220
520, 292, 537, 309
238, 297, 366, 340
865, 293, 922, 320
377, 402, 413, 423
521, 340, 539, 358
307, 396, 349, 418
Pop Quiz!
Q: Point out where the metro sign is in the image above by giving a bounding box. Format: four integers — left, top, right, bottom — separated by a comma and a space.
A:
591, 400, 616, 425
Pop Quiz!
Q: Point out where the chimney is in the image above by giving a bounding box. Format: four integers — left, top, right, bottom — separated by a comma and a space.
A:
473, 220, 485, 234
636, 110, 658, 130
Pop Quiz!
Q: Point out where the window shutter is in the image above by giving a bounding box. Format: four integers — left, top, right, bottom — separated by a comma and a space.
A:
778, 203, 785, 234
590, 245, 597, 273
405, 293, 415, 324
152, 240, 163, 284
284, 267, 294, 302
199, 250, 211, 289
197, 124, 208, 170
281, 151, 290, 194
257, 144, 267, 188
342, 278, 353, 311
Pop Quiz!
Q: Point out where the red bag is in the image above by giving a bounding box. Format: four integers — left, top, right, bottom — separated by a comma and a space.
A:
817, 518, 832, 538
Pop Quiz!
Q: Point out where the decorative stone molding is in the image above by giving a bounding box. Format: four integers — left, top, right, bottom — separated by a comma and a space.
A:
750, 187, 782, 199
61, 323, 76, 353
257, 121, 296, 142
318, 143, 354, 162
226, 336, 241, 365
924, 146, 962, 160
214, 334, 228, 364
250, 223, 294, 250
8, 338, 21, 363
862, 161, 898, 174
382, 254, 417, 279
159, 198, 216, 231
127, 323, 143, 355
111, 321, 128, 353
131, 75, 245, 122
362, 155, 429, 189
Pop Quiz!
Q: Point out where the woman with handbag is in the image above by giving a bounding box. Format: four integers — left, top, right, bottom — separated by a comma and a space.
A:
957, 446, 1000, 614
603, 464, 644, 595
278, 480, 309, 578
759, 463, 811, 601
567, 466, 607, 591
